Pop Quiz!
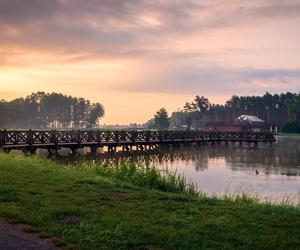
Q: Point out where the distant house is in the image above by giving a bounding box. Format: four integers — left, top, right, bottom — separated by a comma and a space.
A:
234, 115, 267, 132
234, 115, 264, 125
204, 115, 267, 132
204, 122, 241, 132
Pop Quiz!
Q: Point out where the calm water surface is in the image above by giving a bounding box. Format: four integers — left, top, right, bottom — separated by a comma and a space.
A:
55, 136, 300, 204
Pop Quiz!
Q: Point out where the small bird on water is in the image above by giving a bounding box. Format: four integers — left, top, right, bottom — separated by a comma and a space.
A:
255, 169, 259, 175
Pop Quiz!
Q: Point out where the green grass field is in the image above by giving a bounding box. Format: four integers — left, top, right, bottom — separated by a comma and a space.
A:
0, 153, 299, 249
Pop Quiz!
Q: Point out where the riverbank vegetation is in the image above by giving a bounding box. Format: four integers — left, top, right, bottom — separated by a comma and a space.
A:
0, 153, 299, 249
147, 92, 300, 132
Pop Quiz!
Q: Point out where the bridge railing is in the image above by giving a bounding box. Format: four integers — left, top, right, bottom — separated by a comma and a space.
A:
0, 130, 275, 148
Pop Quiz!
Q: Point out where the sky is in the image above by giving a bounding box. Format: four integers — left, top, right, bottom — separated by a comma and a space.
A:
0, 0, 300, 124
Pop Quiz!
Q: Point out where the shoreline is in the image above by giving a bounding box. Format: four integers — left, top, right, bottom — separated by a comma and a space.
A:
0, 153, 299, 249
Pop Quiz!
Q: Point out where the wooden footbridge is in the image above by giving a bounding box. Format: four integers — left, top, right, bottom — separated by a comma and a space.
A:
0, 129, 276, 155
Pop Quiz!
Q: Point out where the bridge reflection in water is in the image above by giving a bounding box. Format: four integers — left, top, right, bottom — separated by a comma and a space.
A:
59, 136, 299, 204
58, 137, 300, 178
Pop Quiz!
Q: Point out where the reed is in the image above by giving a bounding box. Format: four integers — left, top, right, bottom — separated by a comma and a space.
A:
93, 161, 200, 196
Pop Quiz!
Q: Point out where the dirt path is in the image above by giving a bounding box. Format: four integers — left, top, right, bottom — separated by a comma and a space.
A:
0, 218, 59, 250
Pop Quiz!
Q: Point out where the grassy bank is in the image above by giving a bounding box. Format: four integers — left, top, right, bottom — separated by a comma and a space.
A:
275, 132, 300, 136
0, 153, 299, 249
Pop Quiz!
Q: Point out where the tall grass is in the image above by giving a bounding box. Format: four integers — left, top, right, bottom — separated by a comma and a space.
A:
93, 161, 199, 196
67, 160, 298, 206
221, 184, 298, 207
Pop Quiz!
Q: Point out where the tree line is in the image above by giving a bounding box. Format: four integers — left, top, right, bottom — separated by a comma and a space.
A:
147, 92, 300, 133
0, 92, 104, 129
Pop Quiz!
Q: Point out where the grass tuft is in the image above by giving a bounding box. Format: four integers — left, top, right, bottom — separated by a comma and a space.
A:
93, 161, 200, 196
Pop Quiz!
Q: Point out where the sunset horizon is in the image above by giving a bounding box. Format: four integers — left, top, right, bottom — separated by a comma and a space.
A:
0, 1, 300, 248
1, 90, 299, 125
1, 0, 300, 124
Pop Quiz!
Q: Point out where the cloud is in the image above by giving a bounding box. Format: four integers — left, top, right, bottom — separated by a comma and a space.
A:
116, 66, 300, 94
0, 0, 300, 58
1, 0, 300, 105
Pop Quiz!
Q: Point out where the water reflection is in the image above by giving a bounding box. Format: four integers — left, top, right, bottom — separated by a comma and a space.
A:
53, 136, 300, 204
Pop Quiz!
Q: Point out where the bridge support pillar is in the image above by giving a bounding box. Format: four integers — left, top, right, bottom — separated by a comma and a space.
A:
23, 147, 36, 155
108, 146, 116, 153
47, 149, 53, 156
48, 148, 59, 157
71, 148, 80, 156
30, 147, 36, 155
1, 148, 11, 154
249, 141, 258, 148
90, 147, 97, 154
150, 144, 158, 150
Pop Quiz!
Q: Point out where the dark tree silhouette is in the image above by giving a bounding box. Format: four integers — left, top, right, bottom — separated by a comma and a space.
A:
164, 92, 300, 132
87, 103, 105, 128
153, 108, 170, 130
0, 92, 105, 129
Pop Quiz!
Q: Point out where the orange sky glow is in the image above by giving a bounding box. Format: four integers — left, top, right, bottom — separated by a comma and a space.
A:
1, 0, 300, 124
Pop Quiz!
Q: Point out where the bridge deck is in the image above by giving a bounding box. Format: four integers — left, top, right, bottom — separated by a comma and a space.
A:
0, 130, 276, 153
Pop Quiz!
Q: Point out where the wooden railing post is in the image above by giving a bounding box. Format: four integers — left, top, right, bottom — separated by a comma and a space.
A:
146, 130, 150, 142
0, 130, 3, 147
115, 130, 119, 144
97, 130, 101, 145
158, 131, 163, 142
76, 130, 81, 147
131, 130, 137, 143
71, 129, 75, 143
51, 129, 57, 147
27, 129, 33, 147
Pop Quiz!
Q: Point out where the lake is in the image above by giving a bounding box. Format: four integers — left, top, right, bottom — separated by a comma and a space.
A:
52, 135, 300, 205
